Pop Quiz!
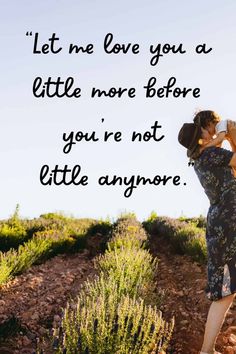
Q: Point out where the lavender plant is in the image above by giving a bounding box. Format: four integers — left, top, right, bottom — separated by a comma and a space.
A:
51, 293, 174, 354
39, 216, 174, 354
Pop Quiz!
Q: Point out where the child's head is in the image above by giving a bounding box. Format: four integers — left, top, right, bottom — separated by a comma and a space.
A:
193, 110, 221, 136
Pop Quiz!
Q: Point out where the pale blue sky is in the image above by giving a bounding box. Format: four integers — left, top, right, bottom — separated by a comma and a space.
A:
1, 1, 236, 221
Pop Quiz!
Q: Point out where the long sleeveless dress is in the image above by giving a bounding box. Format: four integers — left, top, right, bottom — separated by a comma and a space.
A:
194, 146, 236, 301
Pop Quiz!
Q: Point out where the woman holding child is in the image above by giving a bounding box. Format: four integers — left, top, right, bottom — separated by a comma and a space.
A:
178, 110, 236, 354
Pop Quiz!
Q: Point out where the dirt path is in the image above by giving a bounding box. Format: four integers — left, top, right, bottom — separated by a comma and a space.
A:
0, 249, 98, 353
149, 233, 236, 354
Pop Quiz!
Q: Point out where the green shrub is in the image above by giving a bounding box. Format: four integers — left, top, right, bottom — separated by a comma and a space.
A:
49, 293, 174, 354
143, 216, 207, 264
0, 223, 28, 251
94, 247, 158, 299
39, 212, 73, 221
78, 270, 164, 309
0, 236, 53, 284
0, 215, 114, 286
0, 212, 110, 255
36, 215, 173, 353
146, 211, 158, 222
109, 217, 148, 251
178, 215, 206, 229
0, 204, 28, 251
172, 224, 206, 262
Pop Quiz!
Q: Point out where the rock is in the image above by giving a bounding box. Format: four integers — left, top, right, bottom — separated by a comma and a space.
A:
21, 349, 34, 354
0, 347, 14, 354
44, 305, 53, 315
0, 314, 8, 322
195, 267, 202, 273
180, 311, 188, 317
22, 335, 31, 346
31, 312, 39, 321
175, 290, 184, 297
29, 299, 37, 306
53, 315, 61, 323
26, 331, 37, 340
38, 327, 48, 335
46, 296, 53, 303
21, 311, 32, 322
180, 326, 187, 331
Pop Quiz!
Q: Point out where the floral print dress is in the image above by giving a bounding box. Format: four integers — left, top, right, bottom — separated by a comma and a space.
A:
194, 146, 236, 301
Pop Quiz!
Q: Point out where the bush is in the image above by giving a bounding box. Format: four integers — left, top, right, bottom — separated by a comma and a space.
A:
0, 236, 53, 285
0, 204, 28, 251
0, 223, 28, 252
94, 247, 158, 299
109, 216, 148, 251
37, 215, 174, 354
172, 224, 206, 262
143, 216, 207, 264
50, 293, 174, 354
0, 220, 108, 285
178, 215, 206, 229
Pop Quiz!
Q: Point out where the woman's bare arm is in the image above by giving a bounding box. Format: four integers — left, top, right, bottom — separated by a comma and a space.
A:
229, 153, 236, 167
204, 132, 226, 148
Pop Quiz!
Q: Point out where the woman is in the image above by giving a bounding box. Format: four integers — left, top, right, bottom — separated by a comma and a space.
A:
178, 112, 236, 354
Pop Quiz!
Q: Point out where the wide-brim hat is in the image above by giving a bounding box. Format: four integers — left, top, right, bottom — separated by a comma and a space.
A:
178, 123, 202, 158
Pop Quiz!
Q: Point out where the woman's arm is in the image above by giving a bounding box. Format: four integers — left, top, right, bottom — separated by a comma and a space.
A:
203, 132, 226, 148
229, 153, 236, 167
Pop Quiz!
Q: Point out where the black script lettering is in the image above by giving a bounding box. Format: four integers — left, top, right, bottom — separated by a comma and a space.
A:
33, 32, 62, 54
132, 121, 165, 142
40, 164, 88, 185
98, 173, 183, 198
104, 33, 139, 54
62, 130, 99, 154
195, 43, 212, 54
69, 43, 94, 54
33, 77, 81, 98
91, 86, 136, 98
149, 43, 186, 66
143, 76, 200, 98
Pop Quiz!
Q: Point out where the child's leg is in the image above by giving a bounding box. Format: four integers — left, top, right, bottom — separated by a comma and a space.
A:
200, 293, 236, 353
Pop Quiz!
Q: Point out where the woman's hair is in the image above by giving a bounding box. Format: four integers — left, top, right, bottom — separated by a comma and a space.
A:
191, 145, 202, 160
194, 110, 221, 129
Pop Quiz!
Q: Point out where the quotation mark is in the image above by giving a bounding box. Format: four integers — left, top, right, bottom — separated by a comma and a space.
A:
26, 31, 33, 36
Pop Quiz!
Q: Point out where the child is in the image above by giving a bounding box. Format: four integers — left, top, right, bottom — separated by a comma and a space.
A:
193, 110, 236, 152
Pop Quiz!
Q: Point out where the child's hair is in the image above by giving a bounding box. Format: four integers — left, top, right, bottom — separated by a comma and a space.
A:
193, 110, 221, 128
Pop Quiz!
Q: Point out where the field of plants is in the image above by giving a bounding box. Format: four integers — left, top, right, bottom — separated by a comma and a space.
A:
1, 206, 235, 353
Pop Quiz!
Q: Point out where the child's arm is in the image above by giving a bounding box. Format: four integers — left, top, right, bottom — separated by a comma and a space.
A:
203, 131, 226, 148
